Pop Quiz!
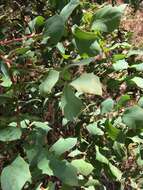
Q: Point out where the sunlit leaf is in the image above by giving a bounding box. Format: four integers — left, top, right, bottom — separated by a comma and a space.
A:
70, 73, 102, 95
71, 159, 94, 176
50, 137, 77, 156
1, 156, 31, 190
131, 77, 143, 88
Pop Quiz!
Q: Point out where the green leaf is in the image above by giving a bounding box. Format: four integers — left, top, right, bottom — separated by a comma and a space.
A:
37, 152, 78, 186
72, 25, 98, 40
43, 15, 65, 45
70, 73, 102, 95
60, 0, 80, 22
28, 16, 45, 32
101, 98, 114, 114
71, 159, 94, 176
91, 4, 126, 32
86, 122, 104, 136
127, 50, 143, 57
113, 59, 128, 71
1, 76, 12, 87
95, 146, 109, 164
32, 121, 51, 133
50, 137, 77, 156
131, 77, 143, 88
109, 163, 122, 181
61, 85, 83, 121
122, 106, 143, 129
1, 156, 31, 190
138, 97, 143, 108
117, 94, 130, 109
131, 63, 143, 71
72, 25, 101, 56
105, 120, 121, 141
68, 149, 83, 157
0, 127, 22, 142
39, 70, 59, 96
46, 182, 56, 190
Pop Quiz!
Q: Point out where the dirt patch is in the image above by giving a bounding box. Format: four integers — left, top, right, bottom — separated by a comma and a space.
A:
121, 6, 143, 47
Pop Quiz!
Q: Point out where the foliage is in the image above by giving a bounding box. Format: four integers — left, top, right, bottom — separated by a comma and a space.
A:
0, 0, 143, 190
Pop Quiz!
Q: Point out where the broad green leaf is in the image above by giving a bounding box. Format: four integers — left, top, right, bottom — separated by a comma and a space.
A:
95, 146, 108, 164
138, 97, 143, 108
39, 70, 59, 96
61, 85, 83, 121
0, 60, 10, 78
117, 94, 130, 109
72, 25, 98, 40
131, 77, 143, 89
113, 60, 128, 71
101, 98, 114, 114
105, 120, 121, 141
60, 0, 80, 22
71, 159, 94, 176
1, 76, 12, 87
46, 182, 56, 190
131, 63, 143, 71
70, 73, 102, 95
109, 163, 122, 181
122, 106, 143, 129
91, 4, 126, 32
37, 152, 78, 186
28, 16, 45, 32
86, 122, 104, 136
37, 152, 54, 176
68, 149, 83, 157
32, 121, 51, 133
127, 50, 143, 57
1, 156, 31, 190
0, 127, 21, 142
50, 137, 77, 156
43, 15, 65, 45
72, 25, 101, 56
49, 0, 70, 11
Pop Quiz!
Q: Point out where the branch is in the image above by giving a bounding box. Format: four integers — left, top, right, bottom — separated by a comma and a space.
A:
0, 33, 41, 46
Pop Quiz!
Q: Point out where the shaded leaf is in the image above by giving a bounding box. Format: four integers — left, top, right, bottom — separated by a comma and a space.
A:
39, 70, 59, 96
60, 0, 80, 22
122, 106, 143, 129
101, 98, 114, 114
91, 4, 126, 32
37, 152, 78, 186
61, 85, 83, 121
43, 15, 65, 45
72, 25, 101, 56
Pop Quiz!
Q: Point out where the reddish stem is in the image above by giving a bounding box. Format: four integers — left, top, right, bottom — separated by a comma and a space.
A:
0, 33, 40, 46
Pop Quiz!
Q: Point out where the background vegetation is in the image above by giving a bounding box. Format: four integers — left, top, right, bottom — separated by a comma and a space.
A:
0, 0, 143, 189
